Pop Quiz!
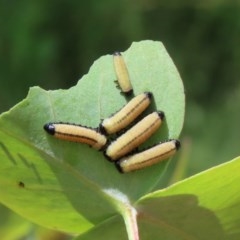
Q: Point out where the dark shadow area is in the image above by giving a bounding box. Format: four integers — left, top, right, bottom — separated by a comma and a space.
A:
139, 194, 227, 240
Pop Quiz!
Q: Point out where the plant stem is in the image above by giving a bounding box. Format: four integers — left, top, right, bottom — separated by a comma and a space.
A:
103, 188, 139, 240
122, 203, 139, 240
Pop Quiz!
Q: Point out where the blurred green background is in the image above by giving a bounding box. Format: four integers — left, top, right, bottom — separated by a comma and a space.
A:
0, 0, 240, 239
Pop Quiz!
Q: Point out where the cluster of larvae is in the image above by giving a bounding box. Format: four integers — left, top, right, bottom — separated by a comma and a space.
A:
44, 52, 180, 173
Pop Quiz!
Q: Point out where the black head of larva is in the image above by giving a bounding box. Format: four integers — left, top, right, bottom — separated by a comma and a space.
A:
98, 122, 107, 135
145, 91, 153, 99
115, 161, 124, 174
122, 89, 134, 96
174, 139, 181, 150
43, 123, 55, 135
113, 51, 122, 56
156, 111, 165, 120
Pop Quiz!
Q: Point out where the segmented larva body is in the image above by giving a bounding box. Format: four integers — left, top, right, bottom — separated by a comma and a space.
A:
116, 139, 181, 173
44, 122, 107, 150
105, 111, 165, 161
113, 52, 133, 95
100, 92, 152, 135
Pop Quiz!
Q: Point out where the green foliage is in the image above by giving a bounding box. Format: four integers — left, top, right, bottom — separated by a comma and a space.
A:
140, 156, 240, 239
74, 157, 240, 240
0, 41, 184, 236
1, 1, 240, 182
1, 1, 240, 239
0, 39, 240, 239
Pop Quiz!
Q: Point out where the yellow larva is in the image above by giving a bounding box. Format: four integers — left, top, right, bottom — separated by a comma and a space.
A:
116, 139, 180, 173
100, 92, 152, 135
44, 123, 107, 150
105, 111, 164, 161
113, 52, 133, 95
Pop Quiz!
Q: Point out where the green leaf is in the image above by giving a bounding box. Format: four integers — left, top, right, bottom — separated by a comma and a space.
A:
0, 40, 185, 234
75, 157, 240, 240
0, 204, 32, 240
138, 156, 240, 239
